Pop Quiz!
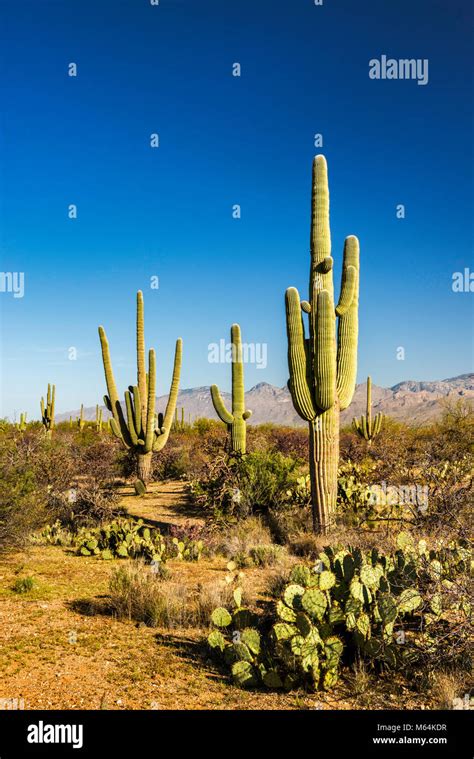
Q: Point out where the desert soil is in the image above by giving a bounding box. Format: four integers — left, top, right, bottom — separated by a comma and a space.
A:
0, 481, 433, 710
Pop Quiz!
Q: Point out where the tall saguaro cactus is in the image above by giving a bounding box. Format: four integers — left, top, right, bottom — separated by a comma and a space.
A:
353, 376, 383, 445
211, 324, 252, 455
99, 291, 182, 486
285, 156, 360, 534
40, 384, 56, 437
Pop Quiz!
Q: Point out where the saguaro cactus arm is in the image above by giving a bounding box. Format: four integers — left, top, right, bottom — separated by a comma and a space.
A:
210, 384, 234, 424
285, 288, 316, 422
336, 236, 360, 410
153, 337, 183, 452
98, 325, 133, 447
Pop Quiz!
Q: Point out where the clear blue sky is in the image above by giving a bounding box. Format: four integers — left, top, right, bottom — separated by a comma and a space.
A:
0, 0, 472, 419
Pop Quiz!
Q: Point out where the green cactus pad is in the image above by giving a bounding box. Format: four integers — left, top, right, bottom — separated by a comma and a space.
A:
355, 612, 371, 639
398, 588, 422, 613
378, 594, 398, 623
322, 668, 338, 690
272, 623, 297, 641
360, 564, 380, 589
397, 531, 415, 552
276, 600, 297, 623
283, 584, 306, 610
232, 608, 258, 630
207, 630, 226, 652
295, 612, 313, 638
263, 670, 283, 689
241, 628, 261, 656
430, 593, 442, 616
301, 588, 327, 620
289, 564, 313, 587
319, 570, 336, 590
324, 636, 343, 663
232, 642, 253, 663
211, 607, 232, 627
231, 660, 258, 689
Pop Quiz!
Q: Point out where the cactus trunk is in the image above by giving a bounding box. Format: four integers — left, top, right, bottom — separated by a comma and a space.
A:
308, 407, 339, 533
137, 451, 153, 484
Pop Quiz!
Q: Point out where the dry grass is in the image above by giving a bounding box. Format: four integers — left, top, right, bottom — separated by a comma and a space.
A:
109, 561, 236, 629
210, 517, 272, 558
430, 671, 470, 710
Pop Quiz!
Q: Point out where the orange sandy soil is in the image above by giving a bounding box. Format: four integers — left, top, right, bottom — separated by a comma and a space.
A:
0, 482, 434, 711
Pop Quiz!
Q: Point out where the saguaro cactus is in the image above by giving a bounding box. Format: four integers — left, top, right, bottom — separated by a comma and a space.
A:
211, 324, 252, 455
285, 156, 360, 533
95, 404, 103, 433
77, 404, 85, 431
353, 376, 383, 445
99, 291, 182, 486
16, 413, 27, 432
40, 384, 56, 437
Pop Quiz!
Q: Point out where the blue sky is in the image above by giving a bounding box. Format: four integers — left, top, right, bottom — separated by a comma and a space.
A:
0, 0, 472, 419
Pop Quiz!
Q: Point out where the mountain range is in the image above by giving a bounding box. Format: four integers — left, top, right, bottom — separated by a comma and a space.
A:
57, 373, 474, 427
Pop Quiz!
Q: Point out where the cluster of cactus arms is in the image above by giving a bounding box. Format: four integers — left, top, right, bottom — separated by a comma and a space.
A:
40, 384, 56, 437
99, 290, 182, 487
353, 376, 384, 445
285, 155, 360, 534
211, 324, 252, 455
95, 404, 103, 433
77, 404, 86, 431
16, 412, 27, 432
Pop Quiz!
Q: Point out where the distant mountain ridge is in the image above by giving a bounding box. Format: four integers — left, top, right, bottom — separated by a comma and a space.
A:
57, 373, 474, 427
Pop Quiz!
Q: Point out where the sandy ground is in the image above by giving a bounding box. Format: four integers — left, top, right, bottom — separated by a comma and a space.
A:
0, 481, 432, 711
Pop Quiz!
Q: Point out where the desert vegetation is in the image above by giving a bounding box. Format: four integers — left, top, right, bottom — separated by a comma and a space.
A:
0, 157, 471, 711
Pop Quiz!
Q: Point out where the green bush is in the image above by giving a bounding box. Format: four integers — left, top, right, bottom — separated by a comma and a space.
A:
207, 534, 471, 691
12, 576, 35, 594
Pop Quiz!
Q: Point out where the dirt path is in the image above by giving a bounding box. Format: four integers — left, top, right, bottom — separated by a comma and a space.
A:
119, 480, 204, 533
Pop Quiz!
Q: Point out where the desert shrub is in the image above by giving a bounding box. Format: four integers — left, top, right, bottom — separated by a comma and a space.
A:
109, 562, 235, 628
11, 576, 35, 594
250, 425, 309, 462
0, 432, 48, 551
207, 533, 471, 691
192, 451, 304, 520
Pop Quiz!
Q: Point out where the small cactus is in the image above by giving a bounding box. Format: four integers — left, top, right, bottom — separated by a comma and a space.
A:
77, 404, 86, 431
352, 376, 384, 445
16, 412, 27, 432
95, 404, 103, 433
40, 384, 55, 437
